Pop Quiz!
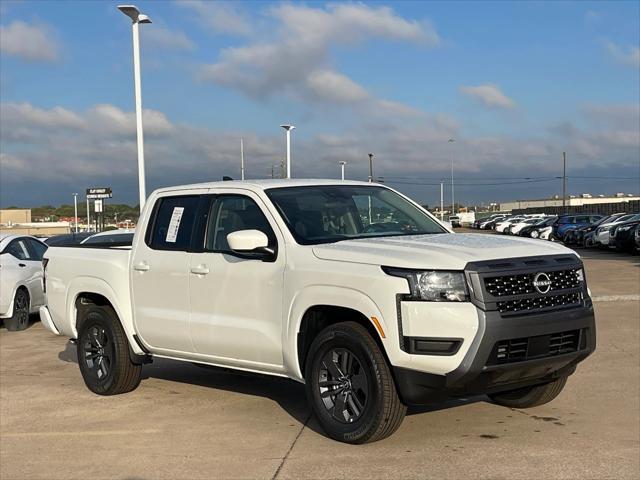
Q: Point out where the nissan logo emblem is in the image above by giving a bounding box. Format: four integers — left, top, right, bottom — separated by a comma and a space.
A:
533, 272, 552, 294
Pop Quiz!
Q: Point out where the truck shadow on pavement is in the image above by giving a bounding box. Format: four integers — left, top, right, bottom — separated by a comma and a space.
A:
58, 340, 484, 434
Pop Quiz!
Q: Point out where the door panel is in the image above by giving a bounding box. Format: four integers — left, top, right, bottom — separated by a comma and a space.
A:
189, 191, 285, 367
131, 194, 202, 353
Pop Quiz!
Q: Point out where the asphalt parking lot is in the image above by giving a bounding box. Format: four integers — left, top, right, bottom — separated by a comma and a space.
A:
1, 245, 638, 480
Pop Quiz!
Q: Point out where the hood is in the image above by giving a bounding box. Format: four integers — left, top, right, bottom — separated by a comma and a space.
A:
312, 233, 576, 270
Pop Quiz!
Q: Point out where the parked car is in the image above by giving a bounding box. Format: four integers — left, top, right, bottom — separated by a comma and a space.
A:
635, 224, 640, 252
495, 216, 526, 233
518, 216, 557, 238
610, 219, 640, 252
509, 218, 544, 236
81, 229, 135, 246
479, 216, 507, 230
563, 214, 623, 247
40, 180, 596, 444
581, 214, 627, 247
45, 232, 94, 246
553, 214, 604, 241
449, 212, 475, 228
0, 234, 48, 331
593, 213, 640, 247
471, 213, 502, 229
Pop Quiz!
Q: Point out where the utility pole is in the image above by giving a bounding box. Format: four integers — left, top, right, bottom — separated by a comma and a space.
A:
440, 180, 444, 220
562, 151, 567, 214
448, 138, 455, 215
73, 193, 78, 233
368, 153, 374, 182
339, 161, 347, 180
280, 124, 295, 179
271, 164, 275, 179
240, 138, 245, 180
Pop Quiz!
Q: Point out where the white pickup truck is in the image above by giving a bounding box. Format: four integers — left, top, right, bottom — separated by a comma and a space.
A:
41, 180, 595, 443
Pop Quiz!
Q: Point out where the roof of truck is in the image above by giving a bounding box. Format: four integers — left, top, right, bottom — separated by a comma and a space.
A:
153, 179, 378, 194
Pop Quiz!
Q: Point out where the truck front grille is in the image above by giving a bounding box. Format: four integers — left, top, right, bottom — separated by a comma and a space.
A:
484, 268, 581, 297
487, 329, 583, 365
497, 292, 582, 314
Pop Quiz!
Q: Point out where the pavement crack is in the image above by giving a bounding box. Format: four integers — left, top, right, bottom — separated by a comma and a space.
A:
272, 413, 311, 480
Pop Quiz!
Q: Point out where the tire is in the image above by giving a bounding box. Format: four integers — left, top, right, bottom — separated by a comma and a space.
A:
4, 288, 30, 331
530, 230, 539, 239
304, 321, 406, 444
77, 305, 142, 395
488, 376, 568, 408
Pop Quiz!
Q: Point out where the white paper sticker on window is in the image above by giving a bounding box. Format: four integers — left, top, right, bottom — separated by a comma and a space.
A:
166, 207, 185, 243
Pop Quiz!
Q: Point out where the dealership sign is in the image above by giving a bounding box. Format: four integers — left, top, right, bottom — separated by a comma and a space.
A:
86, 187, 112, 199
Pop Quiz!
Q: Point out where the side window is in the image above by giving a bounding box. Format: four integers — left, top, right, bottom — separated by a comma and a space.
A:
205, 196, 276, 252
26, 239, 48, 260
147, 195, 200, 251
576, 216, 589, 224
5, 239, 32, 260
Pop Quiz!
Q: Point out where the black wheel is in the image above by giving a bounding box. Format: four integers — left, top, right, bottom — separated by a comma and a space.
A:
5, 289, 30, 331
488, 376, 568, 408
305, 322, 406, 444
77, 305, 142, 395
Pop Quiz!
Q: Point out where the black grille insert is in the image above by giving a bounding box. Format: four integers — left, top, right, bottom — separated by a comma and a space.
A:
488, 329, 582, 365
497, 292, 582, 314
484, 268, 581, 297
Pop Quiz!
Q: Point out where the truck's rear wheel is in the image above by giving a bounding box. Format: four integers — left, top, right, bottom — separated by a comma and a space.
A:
305, 321, 406, 444
488, 376, 567, 408
77, 305, 142, 395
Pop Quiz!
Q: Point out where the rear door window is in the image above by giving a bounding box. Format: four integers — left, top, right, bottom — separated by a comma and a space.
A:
5, 239, 32, 260
147, 196, 200, 251
25, 239, 48, 260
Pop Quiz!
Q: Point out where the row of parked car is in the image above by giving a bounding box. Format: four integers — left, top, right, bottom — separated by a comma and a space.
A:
0, 229, 134, 331
472, 212, 640, 253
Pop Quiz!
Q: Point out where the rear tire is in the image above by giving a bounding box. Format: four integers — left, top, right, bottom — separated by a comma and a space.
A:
5, 289, 30, 331
488, 376, 567, 408
305, 321, 406, 444
77, 305, 142, 395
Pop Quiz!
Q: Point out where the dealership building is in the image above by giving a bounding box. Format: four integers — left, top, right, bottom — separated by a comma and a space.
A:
501, 193, 640, 215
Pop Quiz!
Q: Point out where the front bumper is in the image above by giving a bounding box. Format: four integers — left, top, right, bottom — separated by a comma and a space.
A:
393, 302, 596, 405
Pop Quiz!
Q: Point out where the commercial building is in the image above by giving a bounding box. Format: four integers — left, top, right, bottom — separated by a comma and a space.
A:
501, 194, 639, 216
0, 209, 71, 237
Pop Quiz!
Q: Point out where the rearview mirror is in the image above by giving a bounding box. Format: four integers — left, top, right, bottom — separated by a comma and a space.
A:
227, 230, 272, 256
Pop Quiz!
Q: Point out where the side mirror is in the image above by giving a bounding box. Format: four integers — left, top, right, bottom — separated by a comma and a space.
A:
227, 230, 273, 257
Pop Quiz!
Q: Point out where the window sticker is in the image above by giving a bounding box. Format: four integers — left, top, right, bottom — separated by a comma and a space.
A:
166, 207, 185, 243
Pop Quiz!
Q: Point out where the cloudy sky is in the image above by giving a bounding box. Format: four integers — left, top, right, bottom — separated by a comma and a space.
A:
1, 0, 639, 208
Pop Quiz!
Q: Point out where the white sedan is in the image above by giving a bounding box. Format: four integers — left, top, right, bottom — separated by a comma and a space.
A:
0, 234, 48, 331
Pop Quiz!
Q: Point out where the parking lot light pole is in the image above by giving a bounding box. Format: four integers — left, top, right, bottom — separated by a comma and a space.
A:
73, 193, 78, 233
280, 125, 295, 179
339, 161, 347, 180
86, 196, 90, 232
448, 138, 455, 215
118, 5, 151, 211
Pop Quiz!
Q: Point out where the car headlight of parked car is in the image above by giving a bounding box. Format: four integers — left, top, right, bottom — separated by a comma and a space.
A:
617, 225, 633, 233
383, 268, 469, 302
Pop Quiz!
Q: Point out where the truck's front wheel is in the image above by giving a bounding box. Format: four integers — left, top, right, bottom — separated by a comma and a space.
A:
305, 322, 406, 444
77, 305, 142, 395
488, 376, 567, 408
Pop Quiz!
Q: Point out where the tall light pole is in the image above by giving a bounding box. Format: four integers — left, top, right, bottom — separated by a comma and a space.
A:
448, 138, 455, 215
118, 5, 151, 211
368, 153, 374, 182
339, 161, 347, 180
86, 196, 90, 232
240, 138, 245, 180
72, 193, 78, 233
280, 124, 295, 179
562, 152, 567, 214
440, 180, 444, 221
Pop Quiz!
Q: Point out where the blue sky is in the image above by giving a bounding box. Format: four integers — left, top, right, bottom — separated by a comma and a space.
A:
1, 0, 638, 207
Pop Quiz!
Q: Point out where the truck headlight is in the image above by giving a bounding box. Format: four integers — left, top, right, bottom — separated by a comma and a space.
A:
383, 268, 469, 302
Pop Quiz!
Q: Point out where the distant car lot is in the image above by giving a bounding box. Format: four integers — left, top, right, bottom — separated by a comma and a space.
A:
0, 231, 638, 479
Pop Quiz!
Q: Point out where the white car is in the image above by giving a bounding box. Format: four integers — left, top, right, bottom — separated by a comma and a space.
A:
0, 234, 48, 331
593, 214, 640, 246
495, 216, 526, 233
81, 229, 135, 245
41, 180, 595, 444
509, 218, 544, 236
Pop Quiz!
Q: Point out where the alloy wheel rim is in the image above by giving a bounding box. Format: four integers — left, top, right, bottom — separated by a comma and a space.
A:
82, 325, 112, 380
318, 348, 368, 424
15, 293, 28, 328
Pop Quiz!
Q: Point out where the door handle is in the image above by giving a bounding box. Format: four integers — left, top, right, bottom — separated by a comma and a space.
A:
18, 263, 26, 268
190, 264, 210, 275
133, 262, 150, 272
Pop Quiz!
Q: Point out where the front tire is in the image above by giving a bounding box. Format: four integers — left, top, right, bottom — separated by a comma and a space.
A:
305, 322, 406, 444
77, 305, 142, 395
488, 376, 567, 408
5, 289, 30, 331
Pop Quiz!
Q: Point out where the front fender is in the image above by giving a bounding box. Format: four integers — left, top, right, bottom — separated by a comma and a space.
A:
65, 276, 144, 355
284, 285, 390, 382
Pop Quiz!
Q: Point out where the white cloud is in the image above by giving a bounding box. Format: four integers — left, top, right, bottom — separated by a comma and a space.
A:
176, 0, 251, 36
0, 20, 59, 61
1, 102, 83, 129
604, 40, 640, 68
144, 26, 195, 51
198, 3, 439, 115
459, 84, 516, 109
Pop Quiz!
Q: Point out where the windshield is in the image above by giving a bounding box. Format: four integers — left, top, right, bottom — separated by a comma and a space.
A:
266, 185, 447, 245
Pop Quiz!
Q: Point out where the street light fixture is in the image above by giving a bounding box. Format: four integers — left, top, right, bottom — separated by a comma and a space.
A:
280, 124, 295, 179
339, 161, 347, 180
118, 4, 151, 211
